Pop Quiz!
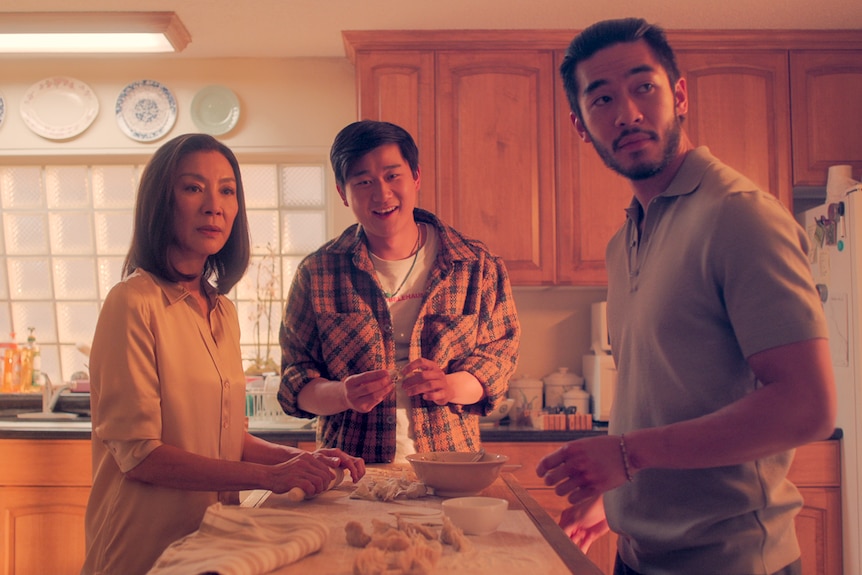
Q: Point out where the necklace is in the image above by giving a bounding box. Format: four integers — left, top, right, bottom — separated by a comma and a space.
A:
382, 224, 422, 299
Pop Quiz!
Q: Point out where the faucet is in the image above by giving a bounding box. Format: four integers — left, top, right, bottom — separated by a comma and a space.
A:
45, 374, 74, 412
16, 373, 79, 420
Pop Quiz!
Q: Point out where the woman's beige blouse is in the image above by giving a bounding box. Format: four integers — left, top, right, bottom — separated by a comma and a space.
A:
82, 270, 247, 575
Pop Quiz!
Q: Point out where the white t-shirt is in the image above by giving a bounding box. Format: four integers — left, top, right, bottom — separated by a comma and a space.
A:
369, 224, 439, 462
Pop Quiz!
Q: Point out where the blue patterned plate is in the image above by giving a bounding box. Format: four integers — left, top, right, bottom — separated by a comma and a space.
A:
115, 79, 177, 142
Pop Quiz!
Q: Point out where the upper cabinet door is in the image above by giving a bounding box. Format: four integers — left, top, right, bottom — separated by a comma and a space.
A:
790, 51, 862, 186
677, 51, 792, 208
554, 51, 632, 287
353, 50, 438, 212
436, 51, 557, 285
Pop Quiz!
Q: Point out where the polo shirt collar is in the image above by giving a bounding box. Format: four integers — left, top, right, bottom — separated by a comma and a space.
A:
624, 146, 716, 218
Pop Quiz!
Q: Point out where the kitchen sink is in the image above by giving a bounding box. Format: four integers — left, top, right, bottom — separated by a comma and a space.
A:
0, 406, 91, 428
0, 407, 89, 418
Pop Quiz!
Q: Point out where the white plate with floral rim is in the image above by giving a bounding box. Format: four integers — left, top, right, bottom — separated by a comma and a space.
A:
191, 85, 240, 136
115, 79, 177, 142
19, 76, 99, 140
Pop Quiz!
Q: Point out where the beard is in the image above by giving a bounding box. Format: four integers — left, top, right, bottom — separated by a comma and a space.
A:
589, 117, 683, 181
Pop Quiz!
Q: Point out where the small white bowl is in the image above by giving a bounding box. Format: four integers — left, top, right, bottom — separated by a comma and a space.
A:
478, 398, 516, 425
441, 496, 508, 535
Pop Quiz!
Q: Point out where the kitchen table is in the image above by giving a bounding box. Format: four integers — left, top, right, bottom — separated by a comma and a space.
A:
241, 466, 602, 575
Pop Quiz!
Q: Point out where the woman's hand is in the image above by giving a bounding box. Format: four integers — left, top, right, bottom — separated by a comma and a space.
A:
342, 369, 395, 413
266, 450, 339, 496
313, 447, 366, 482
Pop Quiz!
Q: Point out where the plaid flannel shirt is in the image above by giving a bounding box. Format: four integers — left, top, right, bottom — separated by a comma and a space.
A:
278, 209, 520, 463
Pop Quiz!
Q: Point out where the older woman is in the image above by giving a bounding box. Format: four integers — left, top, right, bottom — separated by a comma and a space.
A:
83, 134, 364, 575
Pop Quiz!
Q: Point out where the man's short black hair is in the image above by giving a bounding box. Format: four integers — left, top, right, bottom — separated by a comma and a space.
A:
330, 120, 420, 188
560, 18, 681, 122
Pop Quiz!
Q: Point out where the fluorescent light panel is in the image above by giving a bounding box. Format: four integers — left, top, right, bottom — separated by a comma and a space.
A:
0, 33, 175, 53
0, 12, 190, 54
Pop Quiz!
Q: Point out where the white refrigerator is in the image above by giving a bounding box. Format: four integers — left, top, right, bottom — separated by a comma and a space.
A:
804, 164, 862, 575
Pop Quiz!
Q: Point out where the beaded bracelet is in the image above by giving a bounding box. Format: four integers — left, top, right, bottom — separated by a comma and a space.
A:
619, 434, 634, 482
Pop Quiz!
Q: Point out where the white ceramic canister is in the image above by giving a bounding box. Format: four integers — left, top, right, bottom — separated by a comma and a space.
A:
542, 367, 584, 409
507, 374, 544, 418
562, 386, 591, 415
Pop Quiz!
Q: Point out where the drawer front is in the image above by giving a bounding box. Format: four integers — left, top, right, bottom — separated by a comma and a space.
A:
486, 442, 560, 488
787, 440, 840, 487
0, 439, 92, 486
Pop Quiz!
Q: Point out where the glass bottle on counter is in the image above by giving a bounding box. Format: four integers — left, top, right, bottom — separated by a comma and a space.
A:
18, 346, 33, 394
1, 333, 18, 393
27, 327, 42, 389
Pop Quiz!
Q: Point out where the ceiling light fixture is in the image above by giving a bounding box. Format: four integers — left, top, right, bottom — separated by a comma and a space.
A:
0, 12, 191, 54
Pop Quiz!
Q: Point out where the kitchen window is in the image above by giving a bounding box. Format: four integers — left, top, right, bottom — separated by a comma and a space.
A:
0, 161, 327, 383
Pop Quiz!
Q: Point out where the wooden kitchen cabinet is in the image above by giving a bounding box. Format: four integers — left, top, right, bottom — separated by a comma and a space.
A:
553, 50, 634, 286
788, 439, 843, 575
0, 439, 91, 575
352, 50, 438, 213
675, 50, 793, 208
790, 51, 862, 186
487, 439, 842, 575
344, 30, 862, 286
435, 50, 558, 284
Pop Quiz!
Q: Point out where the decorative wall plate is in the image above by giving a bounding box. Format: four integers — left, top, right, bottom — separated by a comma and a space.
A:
19, 77, 99, 140
115, 79, 177, 142
191, 85, 240, 136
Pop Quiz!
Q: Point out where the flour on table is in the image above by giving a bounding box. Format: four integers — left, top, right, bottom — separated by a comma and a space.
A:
350, 473, 428, 501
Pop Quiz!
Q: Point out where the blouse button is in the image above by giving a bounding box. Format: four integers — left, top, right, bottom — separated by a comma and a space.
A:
386, 415, 395, 424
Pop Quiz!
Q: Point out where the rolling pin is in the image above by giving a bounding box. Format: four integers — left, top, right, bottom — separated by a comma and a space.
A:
286, 467, 344, 501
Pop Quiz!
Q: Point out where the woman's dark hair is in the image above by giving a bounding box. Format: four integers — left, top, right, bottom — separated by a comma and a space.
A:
560, 18, 681, 122
330, 120, 420, 188
123, 133, 250, 294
